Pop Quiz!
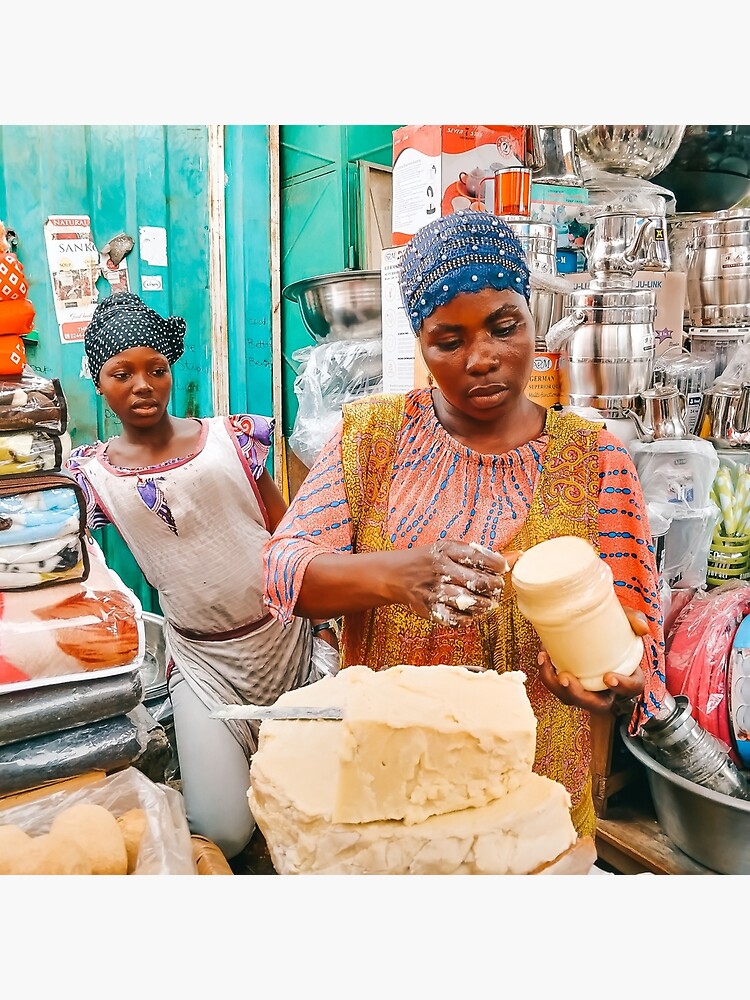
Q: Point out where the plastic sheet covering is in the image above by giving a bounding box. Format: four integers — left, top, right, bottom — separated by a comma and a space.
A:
630, 438, 719, 510
713, 332, 750, 388
648, 500, 719, 590
665, 582, 750, 760
289, 338, 383, 468
0, 766, 195, 874
0, 664, 144, 747
0, 534, 144, 686
578, 167, 676, 219
0, 367, 67, 435
0, 430, 71, 477
0, 704, 170, 795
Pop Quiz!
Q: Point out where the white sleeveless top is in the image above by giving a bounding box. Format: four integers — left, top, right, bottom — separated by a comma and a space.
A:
73, 417, 311, 759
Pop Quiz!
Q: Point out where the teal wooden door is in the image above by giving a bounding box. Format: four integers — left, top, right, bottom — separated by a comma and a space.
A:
0, 125, 213, 612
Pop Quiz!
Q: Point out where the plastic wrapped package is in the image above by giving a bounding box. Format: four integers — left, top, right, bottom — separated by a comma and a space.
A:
630, 438, 719, 509
289, 338, 383, 468
0, 473, 89, 590
0, 430, 71, 477
0, 664, 144, 747
648, 501, 720, 589
0, 766, 195, 874
0, 704, 171, 795
664, 582, 750, 760
0, 533, 143, 686
0, 367, 67, 435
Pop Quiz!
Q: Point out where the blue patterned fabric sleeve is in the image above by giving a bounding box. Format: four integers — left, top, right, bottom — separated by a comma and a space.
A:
66, 443, 111, 530
596, 428, 666, 732
227, 414, 274, 480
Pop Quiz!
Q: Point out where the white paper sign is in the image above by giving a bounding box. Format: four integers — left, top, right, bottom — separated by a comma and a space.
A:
139, 226, 168, 267
381, 246, 415, 393
141, 275, 163, 292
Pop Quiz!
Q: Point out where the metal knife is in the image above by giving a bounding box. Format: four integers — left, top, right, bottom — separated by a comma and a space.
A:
209, 704, 343, 721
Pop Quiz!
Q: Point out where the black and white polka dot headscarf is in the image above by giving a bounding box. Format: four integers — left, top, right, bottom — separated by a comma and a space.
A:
398, 211, 531, 335
84, 292, 186, 384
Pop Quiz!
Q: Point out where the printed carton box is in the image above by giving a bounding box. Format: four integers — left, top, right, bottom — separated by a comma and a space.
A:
391, 125, 528, 246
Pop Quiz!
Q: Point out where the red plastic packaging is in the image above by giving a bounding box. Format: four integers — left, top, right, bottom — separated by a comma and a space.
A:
665, 581, 750, 761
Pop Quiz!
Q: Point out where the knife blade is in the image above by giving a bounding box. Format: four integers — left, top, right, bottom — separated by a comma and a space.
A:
209, 704, 344, 721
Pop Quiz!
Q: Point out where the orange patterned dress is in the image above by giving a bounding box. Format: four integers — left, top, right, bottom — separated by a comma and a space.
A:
264, 388, 667, 836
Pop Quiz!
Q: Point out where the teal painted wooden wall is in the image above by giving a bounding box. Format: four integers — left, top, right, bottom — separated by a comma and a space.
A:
279, 125, 398, 437
0, 125, 213, 612
0, 124, 397, 605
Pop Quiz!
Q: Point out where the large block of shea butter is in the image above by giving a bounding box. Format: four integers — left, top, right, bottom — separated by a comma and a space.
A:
251, 664, 537, 825
249, 770, 576, 875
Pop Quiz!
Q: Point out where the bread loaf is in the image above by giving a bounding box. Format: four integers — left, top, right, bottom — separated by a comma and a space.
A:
50, 803, 128, 875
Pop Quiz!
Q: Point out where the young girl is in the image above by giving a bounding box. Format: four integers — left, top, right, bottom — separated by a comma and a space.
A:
69, 292, 316, 860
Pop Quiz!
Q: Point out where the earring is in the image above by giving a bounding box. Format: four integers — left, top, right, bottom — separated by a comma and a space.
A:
427, 372, 435, 387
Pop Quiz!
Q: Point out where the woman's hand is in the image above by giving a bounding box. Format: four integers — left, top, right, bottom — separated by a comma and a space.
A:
392, 539, 510, 626
537, 605, 648, 714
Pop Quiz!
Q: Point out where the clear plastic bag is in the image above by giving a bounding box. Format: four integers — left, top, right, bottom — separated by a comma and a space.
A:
713, 332, 750, 388
630, 437, 719, 510
289, 338, 383, 468
578, 167, 676, 219
307, 636, 340, 683
0, 766, 195, 874
648, 500, 720, 589
0, 534, 144, 686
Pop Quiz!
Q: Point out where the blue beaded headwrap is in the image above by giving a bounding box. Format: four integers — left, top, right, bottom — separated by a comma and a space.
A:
398, 211, 531, 335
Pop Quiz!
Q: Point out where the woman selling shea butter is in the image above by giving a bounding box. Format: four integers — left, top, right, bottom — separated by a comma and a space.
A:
263, 212, 667, 837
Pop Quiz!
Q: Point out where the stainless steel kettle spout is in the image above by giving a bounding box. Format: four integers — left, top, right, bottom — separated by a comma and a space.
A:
623, 403, 653, 442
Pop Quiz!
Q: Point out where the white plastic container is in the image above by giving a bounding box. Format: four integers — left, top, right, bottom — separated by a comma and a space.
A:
687, 327, 747, 381
511, 536, 644, 691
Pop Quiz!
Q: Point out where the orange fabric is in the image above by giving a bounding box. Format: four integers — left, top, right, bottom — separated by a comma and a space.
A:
0, 254, 28, 301
0, 334, 26, 375
0, 299, 35, 335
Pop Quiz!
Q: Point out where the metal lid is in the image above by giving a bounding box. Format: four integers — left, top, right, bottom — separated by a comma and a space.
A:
690, 210, 750, 241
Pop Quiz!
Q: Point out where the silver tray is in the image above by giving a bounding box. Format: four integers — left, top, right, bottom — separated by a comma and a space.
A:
621, 721, 750, 874
0, 665, 143, 747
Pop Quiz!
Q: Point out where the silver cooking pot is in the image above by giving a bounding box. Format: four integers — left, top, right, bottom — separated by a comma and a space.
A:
687, 209, 750, 326
504, 220, 558, 346
695, 382, 750, 448
546, 285, 656, 416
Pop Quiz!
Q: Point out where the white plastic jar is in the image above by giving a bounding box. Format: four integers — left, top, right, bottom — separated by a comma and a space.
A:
511, 535, 644, 691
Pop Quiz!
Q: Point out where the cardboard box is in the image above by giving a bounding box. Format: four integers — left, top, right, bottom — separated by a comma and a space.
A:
381, 245, 416, 393
391, 125, 528, 246
556, 270, 687, 357
529, 182, 590, 251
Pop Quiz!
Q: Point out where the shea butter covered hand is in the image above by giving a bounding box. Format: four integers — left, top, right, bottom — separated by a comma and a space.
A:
403, 539, 509, 627
537, 605, 648, 714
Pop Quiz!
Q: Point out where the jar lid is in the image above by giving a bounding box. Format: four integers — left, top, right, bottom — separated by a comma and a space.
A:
511, 536, 598, 589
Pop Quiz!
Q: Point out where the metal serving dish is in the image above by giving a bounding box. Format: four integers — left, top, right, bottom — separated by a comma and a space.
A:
573, 126, 686, 180
283, 270, 382, 342
140, 611, 167, 700
622, 721, 750, 874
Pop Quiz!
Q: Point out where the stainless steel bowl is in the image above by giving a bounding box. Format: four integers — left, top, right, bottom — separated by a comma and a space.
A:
141, 611, 167, 699
622, 721, 750, 873
283, 270, 382, 342
574, 126, 686, 180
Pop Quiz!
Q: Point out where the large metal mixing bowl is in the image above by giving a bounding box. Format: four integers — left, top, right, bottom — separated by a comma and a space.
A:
574, 126, 686, 180
283, 270, 382, 342
622, 721, 750, 873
